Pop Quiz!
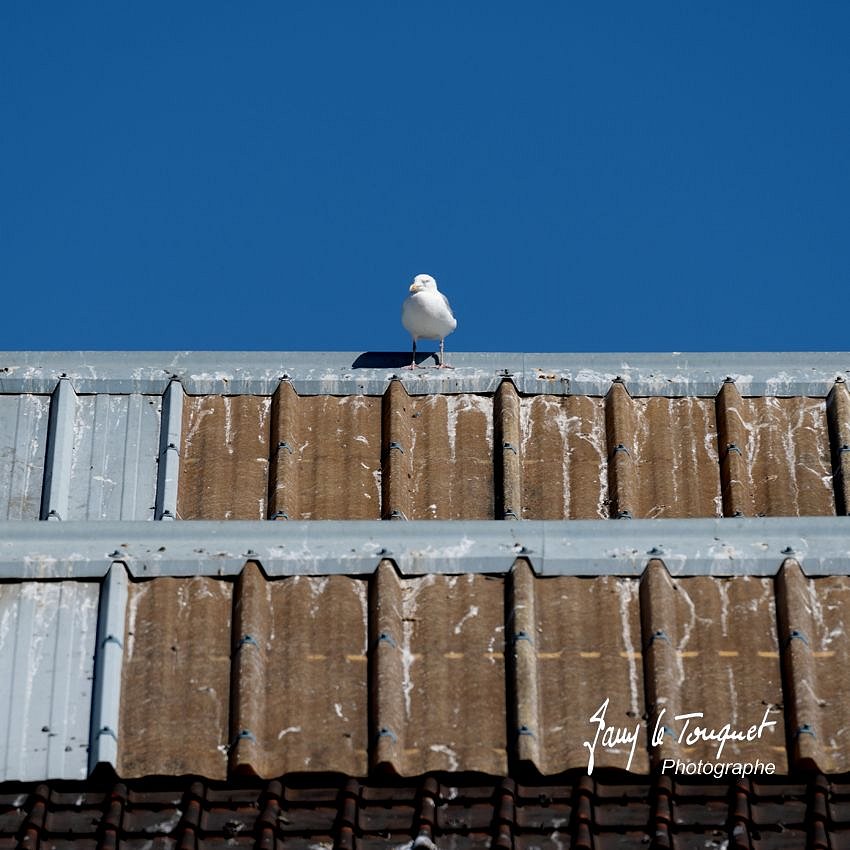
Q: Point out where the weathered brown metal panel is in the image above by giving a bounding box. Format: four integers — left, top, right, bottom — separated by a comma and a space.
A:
716, 381, 750, 516
641, 562, 786, 770
178, 396, 271, 520
230, 565, 369, 776
776, 561, 850, 773
408, 395, 494, 519
520, 396, 608, 519
632, 398, 720, 518
747, 397, 833, 516
826, 381, 850, 515
717, 390, 833, 517
269, 389, 381, 520
516, 569, 648, 774
494, 381, 522, 521
371, 569, 507, 775
381, 380, 414, 520
605, 383, 637, 519
118, 577, 232, 778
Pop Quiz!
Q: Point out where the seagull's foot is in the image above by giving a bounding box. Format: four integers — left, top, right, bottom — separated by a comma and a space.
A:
404, 363, 420, 370
436, 363, 455, 369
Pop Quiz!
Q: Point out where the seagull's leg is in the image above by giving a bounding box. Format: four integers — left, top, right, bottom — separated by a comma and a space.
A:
406, 338, 418, 369
437, 337, 454, 369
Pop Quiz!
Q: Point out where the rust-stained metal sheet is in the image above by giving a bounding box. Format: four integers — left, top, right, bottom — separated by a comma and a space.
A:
0, 393, 49, 519
717, 387, 834, 517
405, 394, 495, 519
117, 577, 233, 778
230, 564, 369, 776
178, 396, 271, 520
371, 564, 507, 775
519, 396, 608, 519
777, 561, 850, 773
269, 385, 382, 520
641, 562, 786, 771
511, 563, 648, 774
0, 581, 99, 780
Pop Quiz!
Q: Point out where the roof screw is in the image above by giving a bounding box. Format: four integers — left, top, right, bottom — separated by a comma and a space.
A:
611, 443, 631, 458
517, 725, 536, 738
376, 547, 392, 556
647, 546, 665, 556
270, 511, 289, 520
786, 629, 809, 646
724, 376, 736, 384
388, 509, 408, 520
376, 727, 398, 743
277, 441, 293, 454
781, 546, 795, 556
502, 442, 517, 454
840, 445, 850, 454
108, 550, 122, 558
244, 549, 257, 557
725, 443, 742, 457
503, 508, 519, 520
796, 723, 816, 739
616, 510, 633, 520
732, 510, 744, 518
387, 441, 405, 453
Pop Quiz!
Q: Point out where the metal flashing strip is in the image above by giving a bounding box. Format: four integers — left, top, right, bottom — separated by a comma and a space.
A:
40, 378, 76, 520
1, 351, 849, 396
0, 517, 848, 578
155, 381, 183, 520
88, 563, 128, 774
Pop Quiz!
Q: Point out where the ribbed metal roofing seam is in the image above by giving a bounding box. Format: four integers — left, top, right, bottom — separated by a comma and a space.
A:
3, 556, 850, 781
1, 517, 850, 577
4, 375, 850, 523
2, 774, 845, 850
1, 350, 850, 395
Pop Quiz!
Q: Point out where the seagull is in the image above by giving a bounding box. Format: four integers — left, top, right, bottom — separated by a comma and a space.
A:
401, 273, 457, 368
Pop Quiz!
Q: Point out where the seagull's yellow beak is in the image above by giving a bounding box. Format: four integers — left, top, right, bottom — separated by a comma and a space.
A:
409, 282, 422, 293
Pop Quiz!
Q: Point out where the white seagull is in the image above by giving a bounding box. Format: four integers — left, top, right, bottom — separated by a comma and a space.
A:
401, 273, 457, 368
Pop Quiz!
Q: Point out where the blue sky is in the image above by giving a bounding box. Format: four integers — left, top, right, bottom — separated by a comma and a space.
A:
2, 3, 848, 353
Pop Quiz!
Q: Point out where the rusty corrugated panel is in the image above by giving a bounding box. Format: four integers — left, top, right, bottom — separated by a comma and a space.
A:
269, 384, 381, 520
776, 561, 850, 773
519, 395, 608, 519
118, 577, 232, 778
370, 563, 506, 775
178, 396, 271, 520
641, 561, 786, 771
511, 563, 648, 774
405, 394, 494, 519
826, 380, 850, 514
0, 394, 49, 520
230, 564, 369, 776
605, 386, 720, 519
716, 385, 834, 516
0, 582, 99, 780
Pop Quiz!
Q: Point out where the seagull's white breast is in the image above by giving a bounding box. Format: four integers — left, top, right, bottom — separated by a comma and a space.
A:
402, 289, 457, 341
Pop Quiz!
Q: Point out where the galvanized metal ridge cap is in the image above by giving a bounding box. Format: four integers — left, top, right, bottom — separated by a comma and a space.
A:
0, 517, 848, 578
1, 351, 849, 396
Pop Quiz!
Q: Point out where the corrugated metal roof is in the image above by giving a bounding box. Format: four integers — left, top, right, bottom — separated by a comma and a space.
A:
3, 557, 850, 780
3, 774, 844, 850
3, 350, 850, 790
3, 370, 850, 523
